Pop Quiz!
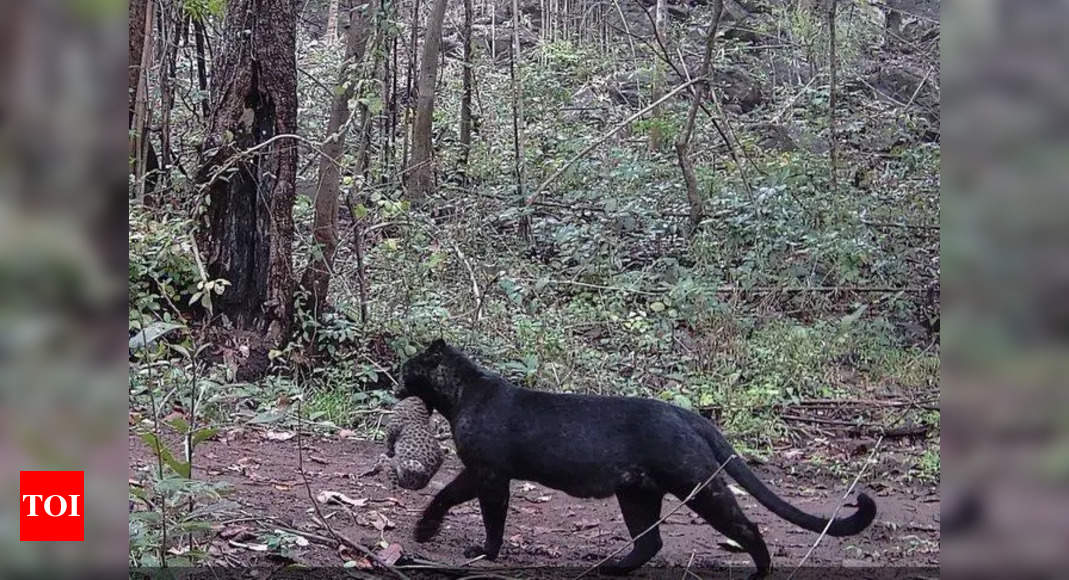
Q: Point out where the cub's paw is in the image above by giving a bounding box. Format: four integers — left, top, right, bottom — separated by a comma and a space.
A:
413, 517, 441, 542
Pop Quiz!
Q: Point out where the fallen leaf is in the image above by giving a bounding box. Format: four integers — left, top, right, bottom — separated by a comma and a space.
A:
293, 535, 309, 547
339, 429, 357, 439
309, 455, 329, 464
265, 431, 295, 441
377, 543, 403, 566
369, 510, 395, 531
574, 519, 599, 530
218, 525, 250, 540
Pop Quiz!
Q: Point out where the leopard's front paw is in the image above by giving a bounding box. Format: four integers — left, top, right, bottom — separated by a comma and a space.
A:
413, 517, 441, 542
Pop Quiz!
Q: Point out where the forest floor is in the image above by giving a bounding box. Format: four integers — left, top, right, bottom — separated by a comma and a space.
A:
129, 423, 939, 574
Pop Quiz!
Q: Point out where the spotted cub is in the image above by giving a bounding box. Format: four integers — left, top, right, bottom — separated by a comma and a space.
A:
383, 397, 443, 490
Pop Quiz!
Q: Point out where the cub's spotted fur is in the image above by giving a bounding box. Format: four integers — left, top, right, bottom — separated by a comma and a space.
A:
383, 397, 443, 490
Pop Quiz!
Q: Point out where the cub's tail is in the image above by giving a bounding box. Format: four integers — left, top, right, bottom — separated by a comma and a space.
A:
697, 419, 876, 536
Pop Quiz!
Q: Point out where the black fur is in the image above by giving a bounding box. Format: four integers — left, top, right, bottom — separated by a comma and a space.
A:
397, 340, 876, 578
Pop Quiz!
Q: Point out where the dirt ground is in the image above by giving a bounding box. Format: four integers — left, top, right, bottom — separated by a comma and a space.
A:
129, 424, 939, 575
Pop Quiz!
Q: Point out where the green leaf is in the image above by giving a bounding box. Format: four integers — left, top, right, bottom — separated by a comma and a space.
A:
353, 204, 368, 218
140, 432, 183, 475
650, 301, 666, 313
166, 416, 190, 434
129, 322, 185, 350
192, 427, 219, 447
841, 303, 868, 326
249, 411, 286, 424
167, 459, 192, 479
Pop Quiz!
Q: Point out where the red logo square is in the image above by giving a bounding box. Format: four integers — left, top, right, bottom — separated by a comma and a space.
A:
19, 471, 84, 541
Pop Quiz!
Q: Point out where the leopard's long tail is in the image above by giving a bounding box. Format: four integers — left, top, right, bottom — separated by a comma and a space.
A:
695, 418, 876, 536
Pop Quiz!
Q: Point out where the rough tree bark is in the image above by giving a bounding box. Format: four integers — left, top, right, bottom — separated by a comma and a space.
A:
675, 0, 723, 233
195, 0, 299, 353
299, 0, 379, 319
404, 0, 449, 200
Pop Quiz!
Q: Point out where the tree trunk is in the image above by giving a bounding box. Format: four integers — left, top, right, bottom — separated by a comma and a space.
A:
458, 0, 474, 181
129, 0, 159, 200
195, 0, 299, 352
402, 0, 421, 173
675, 0, 723, 234
827, 0, 839, 194
649, 0, 667, 151
404, 0, 448, 200
194, 17, 211, 120
128, 0, 147, 114
511, 0, 529, 240
158, 0, 180, 197
299, 0, 379, 319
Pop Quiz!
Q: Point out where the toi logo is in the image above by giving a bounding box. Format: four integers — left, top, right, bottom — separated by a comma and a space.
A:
19, 471, 84, 541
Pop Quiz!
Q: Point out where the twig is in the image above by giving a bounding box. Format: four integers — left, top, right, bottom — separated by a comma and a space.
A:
905, 64, 936, 109
526, 76, 706, 206
789, 437, 882, 579
573, 455, 736, 579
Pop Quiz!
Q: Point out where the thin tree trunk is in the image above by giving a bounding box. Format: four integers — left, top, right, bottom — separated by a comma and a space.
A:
132, 0, 157, 202
511, 0, 529, 240
195, 0, 299, 358
402, 0, 421, 172
827, 0, 839, 193
386, 33, 399, 183
299, 0, 379, 319
194, 18, 211, 120
158, 0, 180, 198
404, 0, 449, 200
458, 0, 474, 181
649, 0, 667, 151
675, 0, 723, 234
